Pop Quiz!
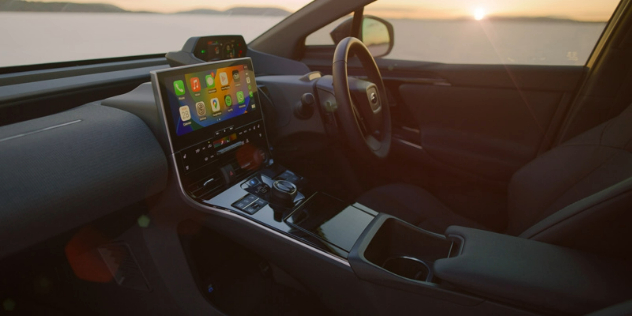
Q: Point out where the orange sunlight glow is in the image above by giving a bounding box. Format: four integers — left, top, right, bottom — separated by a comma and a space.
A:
474, 7, 486, 20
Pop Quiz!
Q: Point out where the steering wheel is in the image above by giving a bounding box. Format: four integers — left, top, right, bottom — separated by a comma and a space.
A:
332, 37, 391, 160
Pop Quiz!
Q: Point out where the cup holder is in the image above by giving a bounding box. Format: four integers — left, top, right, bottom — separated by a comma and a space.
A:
362, 218, 453, 283
382, 256, 431, 281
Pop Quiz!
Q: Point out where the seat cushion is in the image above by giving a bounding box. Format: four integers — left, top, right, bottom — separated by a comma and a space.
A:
357, 183, 485, 234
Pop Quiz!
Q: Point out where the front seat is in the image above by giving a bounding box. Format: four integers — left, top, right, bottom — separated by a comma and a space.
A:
358, 105, 632, 256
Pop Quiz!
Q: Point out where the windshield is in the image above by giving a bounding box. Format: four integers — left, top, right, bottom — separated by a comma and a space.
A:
0, 0, 313, 68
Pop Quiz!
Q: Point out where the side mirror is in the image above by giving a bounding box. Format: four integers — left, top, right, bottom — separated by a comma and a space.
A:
329, 15, 394, 58
361, 16, 394, 58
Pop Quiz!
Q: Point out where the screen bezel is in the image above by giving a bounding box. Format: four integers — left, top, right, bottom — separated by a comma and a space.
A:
153, 58, 264, 153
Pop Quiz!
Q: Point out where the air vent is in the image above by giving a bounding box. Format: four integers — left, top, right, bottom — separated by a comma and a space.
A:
189, 171, 223, 199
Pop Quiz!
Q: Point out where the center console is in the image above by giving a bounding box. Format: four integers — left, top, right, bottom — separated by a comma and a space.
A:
150, 58, 377, 259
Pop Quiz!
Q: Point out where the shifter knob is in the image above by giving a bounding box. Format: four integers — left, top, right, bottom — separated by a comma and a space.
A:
270, 180, 297, 208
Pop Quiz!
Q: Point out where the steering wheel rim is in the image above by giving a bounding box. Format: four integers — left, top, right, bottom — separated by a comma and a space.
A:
332, 37, 392, 160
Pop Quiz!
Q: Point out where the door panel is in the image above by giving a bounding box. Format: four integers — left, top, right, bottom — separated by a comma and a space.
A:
390, 64, 585, 182
399, 84, 564, 180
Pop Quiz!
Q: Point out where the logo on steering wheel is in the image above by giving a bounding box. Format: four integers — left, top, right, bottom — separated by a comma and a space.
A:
370, 92, 378, 104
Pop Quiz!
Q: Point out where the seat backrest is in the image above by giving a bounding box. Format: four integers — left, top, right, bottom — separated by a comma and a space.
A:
507, 105, 632, 259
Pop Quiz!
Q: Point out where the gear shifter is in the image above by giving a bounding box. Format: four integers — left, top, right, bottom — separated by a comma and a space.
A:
269, 180, 298, 208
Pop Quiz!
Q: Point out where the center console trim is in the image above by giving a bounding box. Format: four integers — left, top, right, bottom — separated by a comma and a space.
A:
170, 154, 351, 267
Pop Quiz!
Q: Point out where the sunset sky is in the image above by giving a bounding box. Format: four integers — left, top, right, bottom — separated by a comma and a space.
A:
365, 0, 621, 21
31, 0, 621, 21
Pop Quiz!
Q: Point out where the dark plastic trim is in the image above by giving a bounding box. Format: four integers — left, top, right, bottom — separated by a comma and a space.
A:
0, 53, 165, 75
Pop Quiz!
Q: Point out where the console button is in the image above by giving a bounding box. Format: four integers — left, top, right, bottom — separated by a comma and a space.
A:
241, 194, 257, 204
245, 200, 267, 214
201, 153, 215, 166
183, 164, 191, 173
181, 145, 207, 172
234, 199, 249, 210
221, 164, 237, 183
248, 178, 259, 186
232, 194, 266, 214
181, 151, 191, 162
180, 151, 193, 173
252, 183, 269, 195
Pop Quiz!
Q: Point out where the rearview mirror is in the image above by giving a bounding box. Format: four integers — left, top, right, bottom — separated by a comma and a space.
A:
329, 15, 394, 58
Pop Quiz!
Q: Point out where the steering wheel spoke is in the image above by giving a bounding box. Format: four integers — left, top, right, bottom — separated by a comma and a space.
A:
347, 98, 367, 133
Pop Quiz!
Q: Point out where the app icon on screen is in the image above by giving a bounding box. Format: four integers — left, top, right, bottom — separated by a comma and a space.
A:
246, 76, 251, 84
232, 70, 240, 82
205, 73, 215, 88
249, 91, 254, 98
195, 101, 206, 116
174, 80, 185, 96
190, 77, 201, 92
236, 91, 245, 104
219, 72, 229, 86
179, 106, 191, 121
225, 95, 233, 107
210, 98, 220, 112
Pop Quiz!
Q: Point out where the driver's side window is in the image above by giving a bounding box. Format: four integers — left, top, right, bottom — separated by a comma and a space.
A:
305, 0, 620, 66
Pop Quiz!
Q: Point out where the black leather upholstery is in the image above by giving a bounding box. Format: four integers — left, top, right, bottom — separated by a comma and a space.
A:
508, 104, 632, 235
358, 105, 632, 238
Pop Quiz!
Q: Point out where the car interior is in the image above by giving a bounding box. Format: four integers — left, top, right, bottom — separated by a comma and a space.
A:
2, 0, 632, 315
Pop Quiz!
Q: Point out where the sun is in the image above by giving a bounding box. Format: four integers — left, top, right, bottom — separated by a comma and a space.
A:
474, 7, 486, 20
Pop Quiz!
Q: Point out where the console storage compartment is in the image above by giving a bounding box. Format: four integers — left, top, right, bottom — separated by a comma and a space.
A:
350, 214, 632, 314
434, 226, 632, 315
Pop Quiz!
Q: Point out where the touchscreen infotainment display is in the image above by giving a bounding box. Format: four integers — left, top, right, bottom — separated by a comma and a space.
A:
163, 63, 256, 136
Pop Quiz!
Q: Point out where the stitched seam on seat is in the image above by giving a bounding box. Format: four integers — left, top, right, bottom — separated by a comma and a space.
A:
624, 134, 632, 151
527, 187, 632, 240
599, 118, 613, 146
530, 151, 619, 229
559, 143, 631, 151
599, 111, 632, 151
